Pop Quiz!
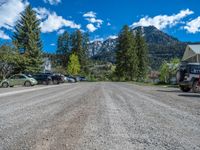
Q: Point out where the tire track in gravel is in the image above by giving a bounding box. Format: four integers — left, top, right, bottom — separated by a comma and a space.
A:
33, 83, 101, 150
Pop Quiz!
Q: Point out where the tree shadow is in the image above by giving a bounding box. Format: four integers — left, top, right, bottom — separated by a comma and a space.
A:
157, 90, 182, 93
178, 94, 200, 98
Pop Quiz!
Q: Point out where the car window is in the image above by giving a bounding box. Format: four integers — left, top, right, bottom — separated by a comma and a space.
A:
10, 76, 16, 79
190, 65, 200, 74
19, 75, 26, 79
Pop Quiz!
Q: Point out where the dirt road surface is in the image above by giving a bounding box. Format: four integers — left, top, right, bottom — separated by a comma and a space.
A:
0, 82, 200, 150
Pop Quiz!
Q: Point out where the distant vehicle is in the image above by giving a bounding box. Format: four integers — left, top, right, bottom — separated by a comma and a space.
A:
79, 76, 87, 81
0, 74, 37, 88
73, 75, 87, 82
176, 62, 200, 93
32, 74, 52, 85
64, 76, 76, 83
74, 76, 88, 82
65, 75, 77, 82
44, 73, 65, 84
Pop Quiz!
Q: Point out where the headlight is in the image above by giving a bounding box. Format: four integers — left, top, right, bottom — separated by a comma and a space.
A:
31, 78, 36, 82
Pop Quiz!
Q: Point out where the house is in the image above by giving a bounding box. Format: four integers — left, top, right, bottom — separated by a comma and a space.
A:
182, 45, 200, 63
43, 58, 52, 73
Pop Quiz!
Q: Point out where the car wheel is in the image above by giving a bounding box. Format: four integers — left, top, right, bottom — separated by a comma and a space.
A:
42, 80, 48, 85
180, 86, 191, 92
24, 81, 31, 87
2, 82, 9, 88
53, 80, 59, 84
192, 80, 200, 93
48, 80, 53, 85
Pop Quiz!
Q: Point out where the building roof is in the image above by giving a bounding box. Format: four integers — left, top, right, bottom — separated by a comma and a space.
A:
182, 44, 200, 62
188, 44, 200, 54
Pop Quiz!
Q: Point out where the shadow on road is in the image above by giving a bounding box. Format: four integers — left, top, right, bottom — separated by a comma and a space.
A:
178, 94, 200, 98
157, 90, 181, 93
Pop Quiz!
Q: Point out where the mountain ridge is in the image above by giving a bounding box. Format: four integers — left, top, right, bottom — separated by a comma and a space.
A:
89, 26, 192, 69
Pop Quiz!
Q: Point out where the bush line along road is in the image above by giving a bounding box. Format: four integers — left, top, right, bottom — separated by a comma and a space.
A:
0, 82, 200, 150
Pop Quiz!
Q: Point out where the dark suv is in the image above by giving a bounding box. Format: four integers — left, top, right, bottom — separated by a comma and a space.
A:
45, 73, 65, 84
176, 62, 200, 92
32, 74, 52, 85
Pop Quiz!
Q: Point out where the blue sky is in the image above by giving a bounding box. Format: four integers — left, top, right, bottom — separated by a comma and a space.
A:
0, 0, 200, 53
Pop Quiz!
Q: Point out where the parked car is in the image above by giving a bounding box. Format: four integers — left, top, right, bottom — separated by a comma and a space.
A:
32, 74, 52, 85
74, 76, 87, 82
64, 76, 76, 83
0, 74, 37, 88
176, 62, 200, 92
65, 75, 78, 82
79, 76, 87, 81
45, 73, 65, 84
73, 75, 82, 82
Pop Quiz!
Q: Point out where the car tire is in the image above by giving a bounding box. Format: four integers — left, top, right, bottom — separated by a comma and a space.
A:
180, 86, 191, 92
2, 82, 9, 88
24, 81, 31, 87
192, 80, 200, 93
42, 80, 48, 85
53, 80, 59, 84
48, 80, 53, 85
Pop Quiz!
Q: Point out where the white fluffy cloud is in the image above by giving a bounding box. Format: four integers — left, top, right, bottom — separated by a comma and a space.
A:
33, 7, 50, 20
86, 24, 97, 32
184, 17, 200, 33
107, 22, 111, 26
131, 9, 194, 30
40, 13, 81, 33
34, 7, 81, 33
57, 29, 65, 34
83, 11, 103, 32
107, 35, 118, 39
0, 30, 11, 40
83, 11, 96, 18
43, 0, 61, 5
0, 0, 28, 39
86, 18, 103, 27
50, 43, 55, 46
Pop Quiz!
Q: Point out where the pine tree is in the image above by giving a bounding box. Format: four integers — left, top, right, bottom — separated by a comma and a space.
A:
71, 30, 83, 57
115, 25, 138, 80
13, 5, 43, 73
135, 29, 148, 81
57, 31, 70, 67
71, 30, 89, 73
127, 31, 138, 80
82, 32, 90, 73
67, 53, 80, 75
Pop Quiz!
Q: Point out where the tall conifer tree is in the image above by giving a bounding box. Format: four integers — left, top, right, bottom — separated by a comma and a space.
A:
57, 31, 70, 67
115, 25, 138, 80
127, 31, 138, 80
71, 30, 89, 73
13, 5, 43, 73
135, 29, 148, 80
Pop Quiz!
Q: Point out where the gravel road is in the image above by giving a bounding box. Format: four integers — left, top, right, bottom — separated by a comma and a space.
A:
0, 82, 200, 150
